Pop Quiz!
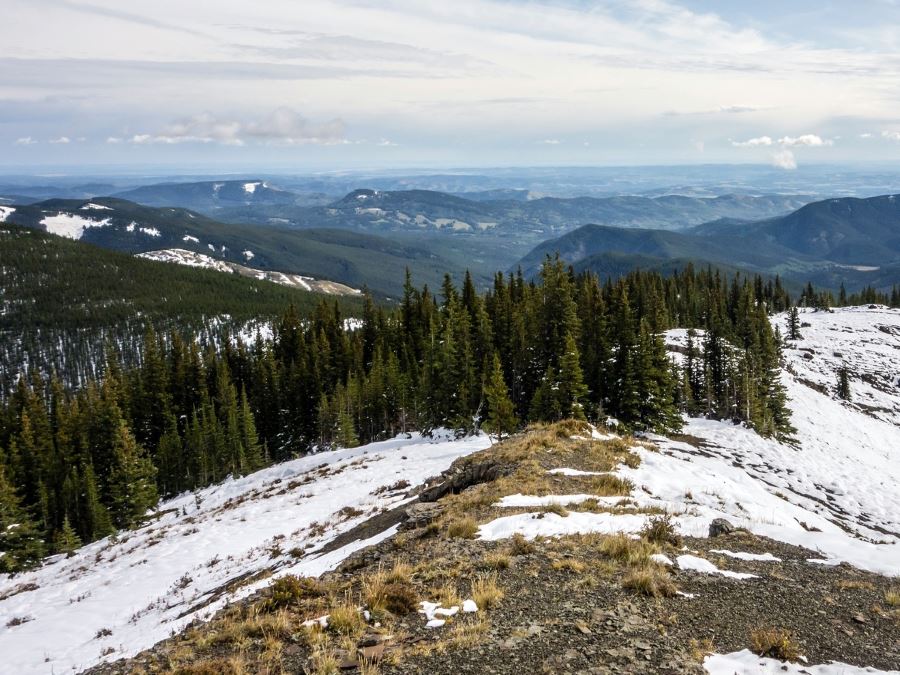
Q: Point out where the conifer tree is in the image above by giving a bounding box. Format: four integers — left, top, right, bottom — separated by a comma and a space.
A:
106, 422, 158, 529
0, 464, 44, 573
54, 514, 82, 557
837, 365, 851, 401
787, 307, 801, 341
482, 353, 517, 440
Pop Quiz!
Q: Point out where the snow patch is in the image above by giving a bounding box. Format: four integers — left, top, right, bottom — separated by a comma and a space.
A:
704, 649, 898, 674
80, 203, 112, 211
676, 554, 758, 580
0, 206, 16, 222
41, 213, 111, 240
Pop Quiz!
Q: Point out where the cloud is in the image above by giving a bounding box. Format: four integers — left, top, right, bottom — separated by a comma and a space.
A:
718, 104, 763, 114
777, 134, 833, 147
860, 132, 873, 138
49, 136, 71, 144
129, 109, 346, 146
14, 136, 37, 145
771, 149, 797, 170
538, 139, 561, 145
106, 136, 123, 144
732, 136, 773, 147
376, 138, 398, 146
882, 130, 900, 141
732, 134, 834, 148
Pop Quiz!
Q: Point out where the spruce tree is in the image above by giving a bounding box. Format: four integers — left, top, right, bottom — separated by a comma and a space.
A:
0, 464, 44, 573
54, 514, 82, 557
787, 307, 801, 341
837, 365, 851, 401
482, 353, 517, 440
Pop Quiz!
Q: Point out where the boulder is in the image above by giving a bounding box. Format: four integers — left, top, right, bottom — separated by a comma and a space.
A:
708, 518, 735, 537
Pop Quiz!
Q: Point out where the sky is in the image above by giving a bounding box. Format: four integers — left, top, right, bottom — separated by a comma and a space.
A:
3, 0, 900, 171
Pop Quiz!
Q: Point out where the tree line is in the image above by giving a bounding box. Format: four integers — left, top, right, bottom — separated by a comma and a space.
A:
1, 259, 794, 573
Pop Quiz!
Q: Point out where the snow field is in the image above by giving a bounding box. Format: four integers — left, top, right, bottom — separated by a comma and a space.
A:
0, 432, 490, 675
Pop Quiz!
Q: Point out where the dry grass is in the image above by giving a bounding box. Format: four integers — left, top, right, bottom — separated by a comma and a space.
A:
507, 533, 536, 556
262, 575, 325, 611
598, 533, 659, 566
836, 579, 875, 592
447, 615, 491, 648
750, 627, 801, 661
551, 558, 586, 574
622, 564, 678, 598
446, 517, 479, 539
885, 588, 900, 607
689, 638, 715, 663
471, 573, 504, 610
539, 502, 570, 517
482, 552, 512, 570
589, 473, 634, 496
327, 599, 364, 637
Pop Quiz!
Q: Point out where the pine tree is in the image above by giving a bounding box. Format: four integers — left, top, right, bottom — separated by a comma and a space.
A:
787, 307, 801, 341
482, 353, 517, 440
0, 464, 44, 573
106, 422, 158, 529
558, 331, 589, 420
54, 514, 82, 558
837, 365, 851, 401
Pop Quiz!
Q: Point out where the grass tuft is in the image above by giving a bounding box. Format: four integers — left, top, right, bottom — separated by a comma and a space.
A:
750, 627, 801, 662
471, 572, 504, 610
622, 564, 678, 598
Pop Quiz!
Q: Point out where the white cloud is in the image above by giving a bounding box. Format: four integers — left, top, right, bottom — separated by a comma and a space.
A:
14, 136, 37, 145
777, 134, 832, 147
718, 104, 762, 114
882, 130, 900, 141
129, 109, 345, 146
49, 136, 71, 144
859, 132, 873, 138
771, 149, 797, 170
538, 139, 561, 145
106, 136, 123, 144
376, 138, 398, 146
732, 136, 773, 147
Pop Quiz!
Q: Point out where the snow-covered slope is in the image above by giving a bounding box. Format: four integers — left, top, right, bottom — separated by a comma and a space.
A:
479, 307, 900, 577
136, 248, 362, 296
0, 433, 489, 675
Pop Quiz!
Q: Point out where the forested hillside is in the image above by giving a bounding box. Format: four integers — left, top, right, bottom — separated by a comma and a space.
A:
0, 258, 796, 572
0, 224, 361, 394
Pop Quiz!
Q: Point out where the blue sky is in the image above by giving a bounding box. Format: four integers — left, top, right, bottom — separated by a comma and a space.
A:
3, 0, 900, 170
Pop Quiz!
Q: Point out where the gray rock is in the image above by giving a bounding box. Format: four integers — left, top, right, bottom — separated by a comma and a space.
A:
709, 518, 735, 537
400, 502, 444, 530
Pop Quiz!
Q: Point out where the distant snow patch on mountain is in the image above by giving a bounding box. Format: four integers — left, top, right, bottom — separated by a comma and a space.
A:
140, 227, 161, 237
41, 213, 111, 240
0, 206, 14, 222
80, 203, 112, 211
183, 234, 199, 243
243, 181, 261, 194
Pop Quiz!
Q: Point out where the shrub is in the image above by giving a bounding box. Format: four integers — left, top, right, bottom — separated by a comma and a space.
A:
750, 627, 801, 661
640, 515, 682, 547
885, 588, 900, 607
507, 532, 536, 556
482, 552, 511, 570
383, 582, 419, 615
263, 575, 324, 611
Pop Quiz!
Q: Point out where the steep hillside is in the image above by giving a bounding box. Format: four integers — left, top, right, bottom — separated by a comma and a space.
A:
135, 248, 361, 296
3, 198, 466, 296
0, 224, 360, 392
2, 308, 899, 675
692, 194, 900, 265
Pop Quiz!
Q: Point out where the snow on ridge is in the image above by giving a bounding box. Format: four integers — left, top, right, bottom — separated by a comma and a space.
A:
139, 227, 161, 238
137, 248, 232, 273
243, 181, 261, 194
183, 234, 199, 243
243, 249, 254, 260
41, 213, 111, 240
80, 203, 112, 211
0, 205, 16, 222
0, 433, 490, 675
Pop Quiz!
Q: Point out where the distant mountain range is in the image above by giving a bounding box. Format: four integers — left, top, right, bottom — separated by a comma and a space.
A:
112, 179, 334, 212
0, 198, 466, 297
516, 194, 900, 291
